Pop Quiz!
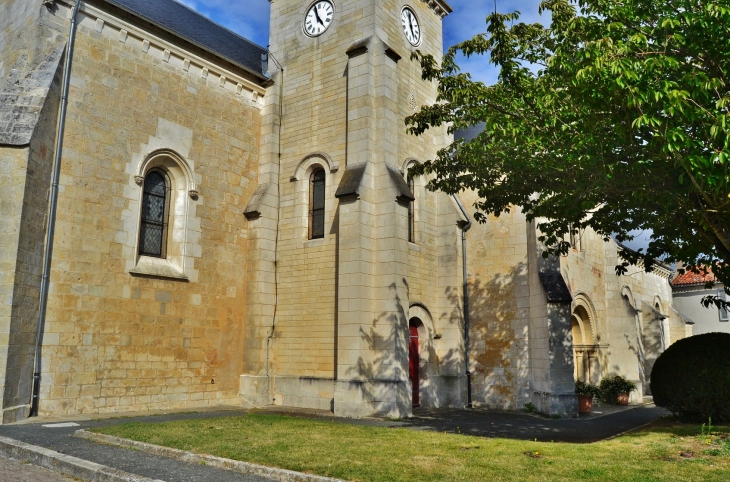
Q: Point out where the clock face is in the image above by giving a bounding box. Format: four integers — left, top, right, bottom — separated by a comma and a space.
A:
304, 1, 334, 37
401, 7, 421, 46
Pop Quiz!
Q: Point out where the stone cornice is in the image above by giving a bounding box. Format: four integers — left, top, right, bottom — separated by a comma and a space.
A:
53, 1, 268, 101
422, 0, 453, 18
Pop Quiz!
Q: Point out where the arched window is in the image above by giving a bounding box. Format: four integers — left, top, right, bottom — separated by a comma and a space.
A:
408, 177, 415, 243
139, 170, 170, 258
309, 168, 326, 239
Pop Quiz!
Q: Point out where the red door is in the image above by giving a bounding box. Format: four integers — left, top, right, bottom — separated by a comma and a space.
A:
409, 325, 420, 407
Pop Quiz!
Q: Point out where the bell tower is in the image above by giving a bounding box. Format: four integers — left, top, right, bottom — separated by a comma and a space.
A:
242, 0, 455, 418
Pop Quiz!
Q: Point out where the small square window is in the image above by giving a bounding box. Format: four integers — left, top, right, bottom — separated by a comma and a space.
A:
720, 288, 729, 322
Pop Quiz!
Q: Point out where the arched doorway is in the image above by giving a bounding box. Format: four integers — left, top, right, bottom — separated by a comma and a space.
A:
572, 305, 599, 383
408, 318, 423, 408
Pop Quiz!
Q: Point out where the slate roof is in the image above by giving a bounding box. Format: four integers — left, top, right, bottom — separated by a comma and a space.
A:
335, 163, 368, 199
454, 122, 486, 142
104, 0, 269, 81
671, 267, 719, 287
538, 272, 573, 303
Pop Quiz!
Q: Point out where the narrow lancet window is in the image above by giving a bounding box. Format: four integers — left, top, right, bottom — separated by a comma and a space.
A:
408, 177, 415, 243
139, 170, 170, 257
309, 168, 326, 239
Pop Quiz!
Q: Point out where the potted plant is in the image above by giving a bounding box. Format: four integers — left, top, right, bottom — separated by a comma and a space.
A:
599, 376, 637, 405
575, 380, 601, 413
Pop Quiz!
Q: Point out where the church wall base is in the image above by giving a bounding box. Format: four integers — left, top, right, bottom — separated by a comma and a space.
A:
1, 404, 29, 425
333, 380, 411, 419
531, 391, 579, 418
633, 383, 645, 403
420, 375, 466, 409
239, 375, 270, 408
272, 376, 334, 411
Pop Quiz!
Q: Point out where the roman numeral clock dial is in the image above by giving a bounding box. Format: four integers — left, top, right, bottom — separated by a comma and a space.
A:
304, 1, 334, 37
401, 7, 421, 46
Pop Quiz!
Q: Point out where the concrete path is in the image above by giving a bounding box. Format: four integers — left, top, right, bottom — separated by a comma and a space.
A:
0, 453, 75, 482
0, 403, 669, 481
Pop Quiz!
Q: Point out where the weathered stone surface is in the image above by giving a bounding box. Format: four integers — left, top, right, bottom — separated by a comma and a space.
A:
0, 45, 64, 146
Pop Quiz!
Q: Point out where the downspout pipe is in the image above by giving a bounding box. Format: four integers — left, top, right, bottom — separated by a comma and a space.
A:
31, 0, 81, 417
452, 194, 472, 408
263, 51, 283, 393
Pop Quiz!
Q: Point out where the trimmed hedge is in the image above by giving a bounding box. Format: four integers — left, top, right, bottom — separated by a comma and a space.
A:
651, 332, 730, 423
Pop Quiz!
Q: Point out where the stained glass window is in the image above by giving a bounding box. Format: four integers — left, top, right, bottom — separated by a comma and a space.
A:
310, 169, 325, 239
139, 170, 169, 257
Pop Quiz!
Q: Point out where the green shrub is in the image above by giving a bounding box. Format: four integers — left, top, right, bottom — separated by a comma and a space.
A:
651, 332, 730, 423
575, 381, 601, 398
599, 376, 637, 403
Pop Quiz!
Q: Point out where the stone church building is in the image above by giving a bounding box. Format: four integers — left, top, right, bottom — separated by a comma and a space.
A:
0, 0, 691, 424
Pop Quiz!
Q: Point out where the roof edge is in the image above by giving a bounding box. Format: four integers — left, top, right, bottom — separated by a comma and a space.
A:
100, 0, 271, 84
422, 0, 453, 17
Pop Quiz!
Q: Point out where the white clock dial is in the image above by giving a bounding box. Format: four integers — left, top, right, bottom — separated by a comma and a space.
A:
401, 7, 421, 46
304, 1, 334, 37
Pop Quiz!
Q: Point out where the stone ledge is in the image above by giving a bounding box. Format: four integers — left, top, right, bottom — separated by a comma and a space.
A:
75, 430, 343, 482
129, 256, 189, 281
0, 434, 164, 482
1, 404, 30, 425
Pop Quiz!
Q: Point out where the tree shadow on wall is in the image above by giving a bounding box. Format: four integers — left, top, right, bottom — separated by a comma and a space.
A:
342, 280, 408, 411
442, 262, 532, 410
346, 278, 462, 411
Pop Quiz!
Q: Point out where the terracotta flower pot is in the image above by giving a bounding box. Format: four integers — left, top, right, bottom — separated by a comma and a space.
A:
617, 392, 630, 405
578, 395, 593, 413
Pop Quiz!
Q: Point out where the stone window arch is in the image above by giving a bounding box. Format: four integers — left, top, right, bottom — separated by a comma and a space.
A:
129, 148, 198, 281
291, 153, 337, 243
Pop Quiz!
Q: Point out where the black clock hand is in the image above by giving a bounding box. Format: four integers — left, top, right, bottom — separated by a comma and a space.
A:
314, 5, 324, 26
408, 15, 416, 39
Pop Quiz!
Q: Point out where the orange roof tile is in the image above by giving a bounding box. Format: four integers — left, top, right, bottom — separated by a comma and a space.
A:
671, 267, 718, 286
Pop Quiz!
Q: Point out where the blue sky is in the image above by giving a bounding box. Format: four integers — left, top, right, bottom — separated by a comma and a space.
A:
178, 0, 549, 84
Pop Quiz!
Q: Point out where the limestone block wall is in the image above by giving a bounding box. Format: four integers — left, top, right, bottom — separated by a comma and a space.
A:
264, 0, 350, 387
561, 229, 676, 399
258, 0, 454, 414
461, 199, 531, 411
0, 0, 43, 80
0, 146, 33, 422
0, 64, 62, 423
407, 189, 465, 409
34, 4, 265, 417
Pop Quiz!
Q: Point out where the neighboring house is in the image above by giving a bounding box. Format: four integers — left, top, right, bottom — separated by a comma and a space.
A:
0, 0, 688, 424
672, 268, 729, 335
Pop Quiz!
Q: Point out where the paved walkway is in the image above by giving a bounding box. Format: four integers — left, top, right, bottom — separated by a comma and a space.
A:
0, 453, 75, 482
0, 403, 669, 481
258, 402, 670, 443
408, 404, 669, 442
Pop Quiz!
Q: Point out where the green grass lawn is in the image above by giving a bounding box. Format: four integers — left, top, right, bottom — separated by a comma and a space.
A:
91, 414, 730, 481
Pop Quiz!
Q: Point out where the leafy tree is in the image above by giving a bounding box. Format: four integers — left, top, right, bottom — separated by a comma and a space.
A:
407, 0, 729, 306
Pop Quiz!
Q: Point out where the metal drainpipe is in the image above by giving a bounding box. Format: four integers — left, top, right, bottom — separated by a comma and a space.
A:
31, 0, 81, 417
264, 52, 283, 401
452, 195, 473, 408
